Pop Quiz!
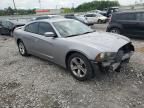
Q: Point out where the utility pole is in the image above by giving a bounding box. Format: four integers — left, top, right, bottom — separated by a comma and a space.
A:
12, 0, 17, 14
72, 3, 74, 9
39, 0, 41, 9
12, 0, 17, 10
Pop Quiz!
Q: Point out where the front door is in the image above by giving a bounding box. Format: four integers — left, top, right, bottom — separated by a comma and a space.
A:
33, 22, 57, 61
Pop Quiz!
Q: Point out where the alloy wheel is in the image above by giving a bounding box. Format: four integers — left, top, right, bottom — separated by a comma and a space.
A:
70, 57, 87, 78
18, 42, 25, 55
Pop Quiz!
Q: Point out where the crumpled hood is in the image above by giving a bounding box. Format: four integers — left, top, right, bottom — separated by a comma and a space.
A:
67, 31, 130, 52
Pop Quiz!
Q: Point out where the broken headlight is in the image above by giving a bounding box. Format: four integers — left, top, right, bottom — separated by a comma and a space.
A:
96, 52, 117, 62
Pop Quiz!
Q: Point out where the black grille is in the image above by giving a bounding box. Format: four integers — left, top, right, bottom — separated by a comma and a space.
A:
119, 43, 134, 54
115, 43, 134, 62
115, 50, 124, 62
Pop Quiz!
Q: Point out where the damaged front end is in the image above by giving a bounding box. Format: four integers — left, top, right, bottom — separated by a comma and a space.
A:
98, 42, 135, 72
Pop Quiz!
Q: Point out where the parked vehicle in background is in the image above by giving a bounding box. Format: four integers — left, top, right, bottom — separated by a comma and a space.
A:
14, 19, 134, 81
84, 13, 108, 24
106, 7, 119, 17
32, 15, 62, 21
64, 14, 92, 26
107, 11, 144, 38
0, 20, 25, 36
92, 10, 107, 16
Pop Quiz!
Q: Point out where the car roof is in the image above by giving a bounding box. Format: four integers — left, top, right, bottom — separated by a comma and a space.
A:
27, 18, 73, 25
114, 11, 144, 15
37, 14, 60, 17
42, 18, 73, 22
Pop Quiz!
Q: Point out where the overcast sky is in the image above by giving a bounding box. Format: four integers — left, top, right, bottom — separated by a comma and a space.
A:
0, 0, 141, 9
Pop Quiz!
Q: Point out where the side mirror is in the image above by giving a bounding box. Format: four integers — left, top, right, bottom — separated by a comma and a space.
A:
44, 32, 56, 37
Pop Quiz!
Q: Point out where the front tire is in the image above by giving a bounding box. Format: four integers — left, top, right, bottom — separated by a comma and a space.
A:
68, 53, 94, 81
18, 41, 28, 56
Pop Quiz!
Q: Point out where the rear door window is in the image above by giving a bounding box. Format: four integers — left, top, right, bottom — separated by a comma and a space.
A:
25, 22, 39, 34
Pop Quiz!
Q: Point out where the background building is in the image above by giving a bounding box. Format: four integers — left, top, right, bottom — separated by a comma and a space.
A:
35, 9, 63, 15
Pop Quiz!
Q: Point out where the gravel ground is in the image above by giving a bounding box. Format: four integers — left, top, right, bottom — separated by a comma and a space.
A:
0, 29, 144, 108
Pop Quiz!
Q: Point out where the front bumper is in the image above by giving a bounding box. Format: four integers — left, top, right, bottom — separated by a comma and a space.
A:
101, 51, 133, 71
91, 51, 133, 73
91, 42, 134, 72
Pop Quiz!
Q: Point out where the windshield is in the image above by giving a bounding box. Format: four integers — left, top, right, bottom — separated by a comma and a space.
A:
53, 20, 94, 37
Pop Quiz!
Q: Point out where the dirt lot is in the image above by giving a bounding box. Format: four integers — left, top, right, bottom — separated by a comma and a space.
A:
0, 31, 144, 107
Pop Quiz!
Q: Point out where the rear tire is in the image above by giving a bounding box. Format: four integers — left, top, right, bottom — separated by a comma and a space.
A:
67, 53, 94, 81
18, 41, 28, 56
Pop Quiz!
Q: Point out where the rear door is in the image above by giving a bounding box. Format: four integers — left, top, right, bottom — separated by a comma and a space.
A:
117, 13, 137, 37
23, 22, 39, 53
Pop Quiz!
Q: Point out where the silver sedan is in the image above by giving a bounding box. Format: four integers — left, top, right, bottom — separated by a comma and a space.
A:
14, 19, 134, 81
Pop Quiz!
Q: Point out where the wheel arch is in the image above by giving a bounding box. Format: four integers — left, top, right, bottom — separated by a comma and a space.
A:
107, 23, 123, 32
65, 50, 89, 68
17, 38, 22, 45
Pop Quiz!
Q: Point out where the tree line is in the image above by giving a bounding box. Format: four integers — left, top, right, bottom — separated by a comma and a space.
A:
0, 0, 120, 15
74, 0, 120, 12
0, 7, 35, 16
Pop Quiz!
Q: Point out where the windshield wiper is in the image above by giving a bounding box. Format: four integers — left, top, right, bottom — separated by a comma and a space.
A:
66, 34, 81, 37
66, 30, 95, 38
82, 30, 95, 35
